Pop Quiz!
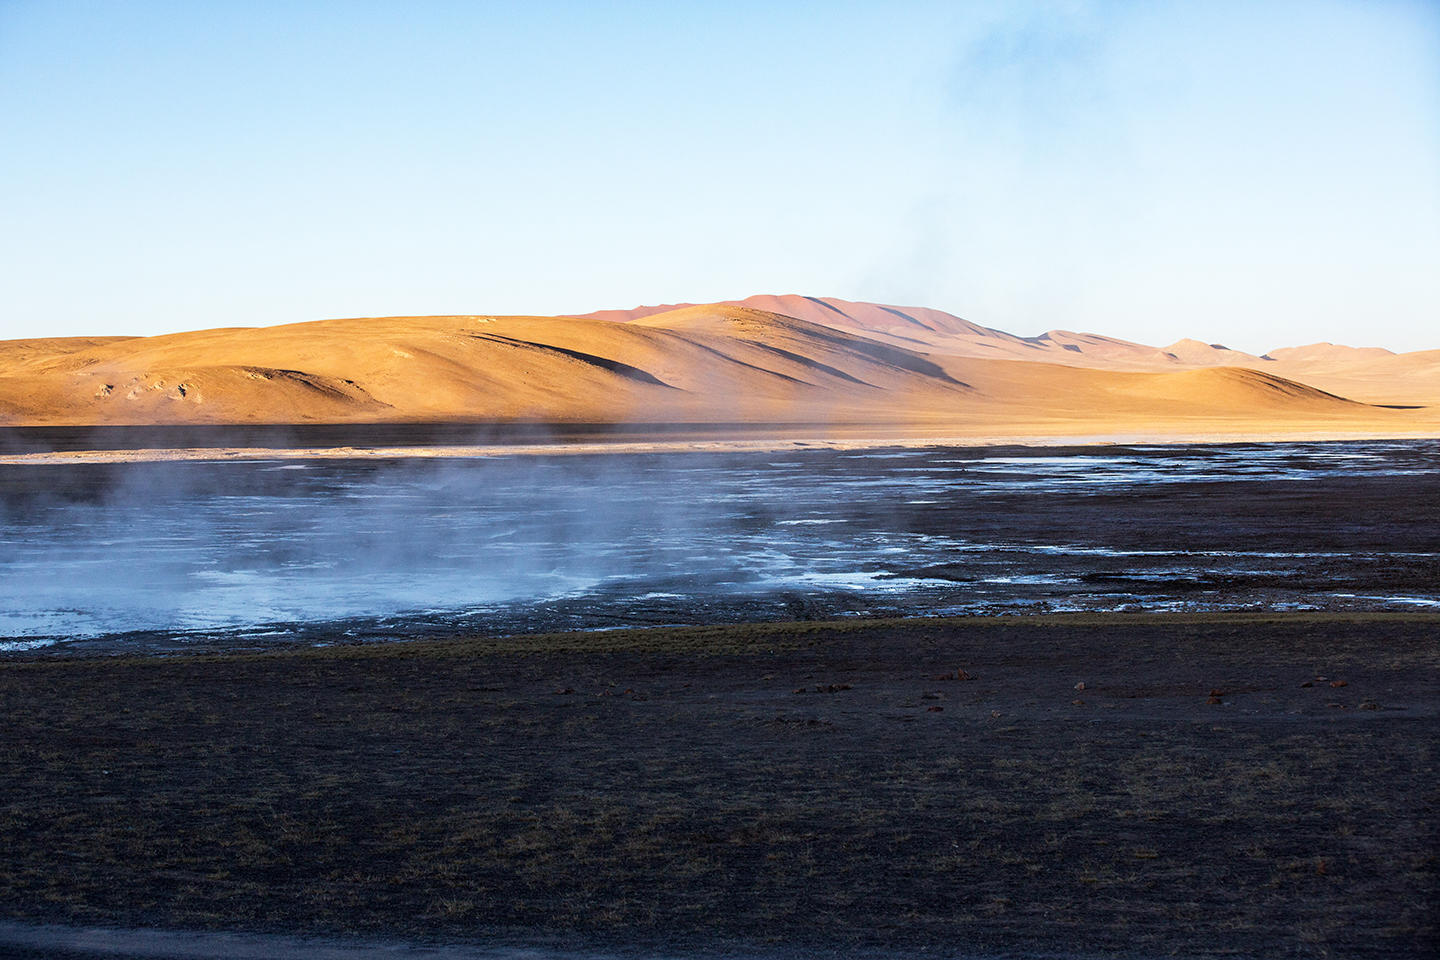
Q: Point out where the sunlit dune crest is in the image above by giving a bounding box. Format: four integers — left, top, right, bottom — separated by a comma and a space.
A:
589, 294, 1440, 406
0, 297, 1435, 435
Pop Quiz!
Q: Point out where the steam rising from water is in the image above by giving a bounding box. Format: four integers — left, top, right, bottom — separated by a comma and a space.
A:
1, 440, 1437, 653
1, 454, 745, 638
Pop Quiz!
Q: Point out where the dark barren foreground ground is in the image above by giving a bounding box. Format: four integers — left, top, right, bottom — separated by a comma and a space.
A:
0, 613, 1436, 958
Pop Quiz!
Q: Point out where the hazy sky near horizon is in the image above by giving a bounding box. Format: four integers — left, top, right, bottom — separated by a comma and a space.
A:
2, 0, 1437, 353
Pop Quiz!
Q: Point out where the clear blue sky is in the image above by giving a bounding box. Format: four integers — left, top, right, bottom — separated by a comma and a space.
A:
2, 0, 1437, 352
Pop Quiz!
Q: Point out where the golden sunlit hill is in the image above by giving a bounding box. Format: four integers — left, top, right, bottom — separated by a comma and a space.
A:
587, 295, 1440, 411
0, 300, 1435, 440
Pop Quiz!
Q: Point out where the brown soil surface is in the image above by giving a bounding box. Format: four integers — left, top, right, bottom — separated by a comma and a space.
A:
0, 613, 1435, 958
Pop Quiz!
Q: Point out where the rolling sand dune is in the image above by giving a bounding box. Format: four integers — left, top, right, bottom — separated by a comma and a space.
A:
1261, 344, 1440, 405
583, 294, 1062, 362
584, 294, 1249, 368
0, 299, 1435, 438
586, 295, 1440, 409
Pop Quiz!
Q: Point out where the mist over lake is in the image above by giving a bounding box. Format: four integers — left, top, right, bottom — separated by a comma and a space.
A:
4, 439, 1436, 656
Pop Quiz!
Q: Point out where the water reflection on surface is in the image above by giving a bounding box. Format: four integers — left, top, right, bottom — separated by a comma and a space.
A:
1, 440, 1437, 653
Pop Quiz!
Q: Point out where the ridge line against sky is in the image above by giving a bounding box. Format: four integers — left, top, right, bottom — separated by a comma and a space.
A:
1, 0, 1437, 354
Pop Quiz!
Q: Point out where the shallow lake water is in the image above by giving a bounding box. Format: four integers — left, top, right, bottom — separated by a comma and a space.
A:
1, 439, 1437, 654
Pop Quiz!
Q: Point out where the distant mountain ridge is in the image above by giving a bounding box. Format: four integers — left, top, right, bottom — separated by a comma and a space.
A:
583, 294, 1276, 367
0, 296, 1434, 430
578, 294, 1438, 405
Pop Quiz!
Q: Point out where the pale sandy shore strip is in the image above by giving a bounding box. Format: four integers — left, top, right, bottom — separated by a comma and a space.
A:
2, 429, 1437, 465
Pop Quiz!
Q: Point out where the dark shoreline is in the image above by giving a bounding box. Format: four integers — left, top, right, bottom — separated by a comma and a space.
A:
7, 609, 1440, 663
0, 421, 932, 455
2, 612, 1436, 958
2, 421, 1434, 456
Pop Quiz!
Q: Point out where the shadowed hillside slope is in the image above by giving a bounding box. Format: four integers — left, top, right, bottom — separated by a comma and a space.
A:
0, 303, 1432, 437
584, 295, 1440, 407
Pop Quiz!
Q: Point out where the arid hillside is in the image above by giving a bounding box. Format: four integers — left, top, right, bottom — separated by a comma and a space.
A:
584, 295, 1440, 407
0, 300, 1434, 437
